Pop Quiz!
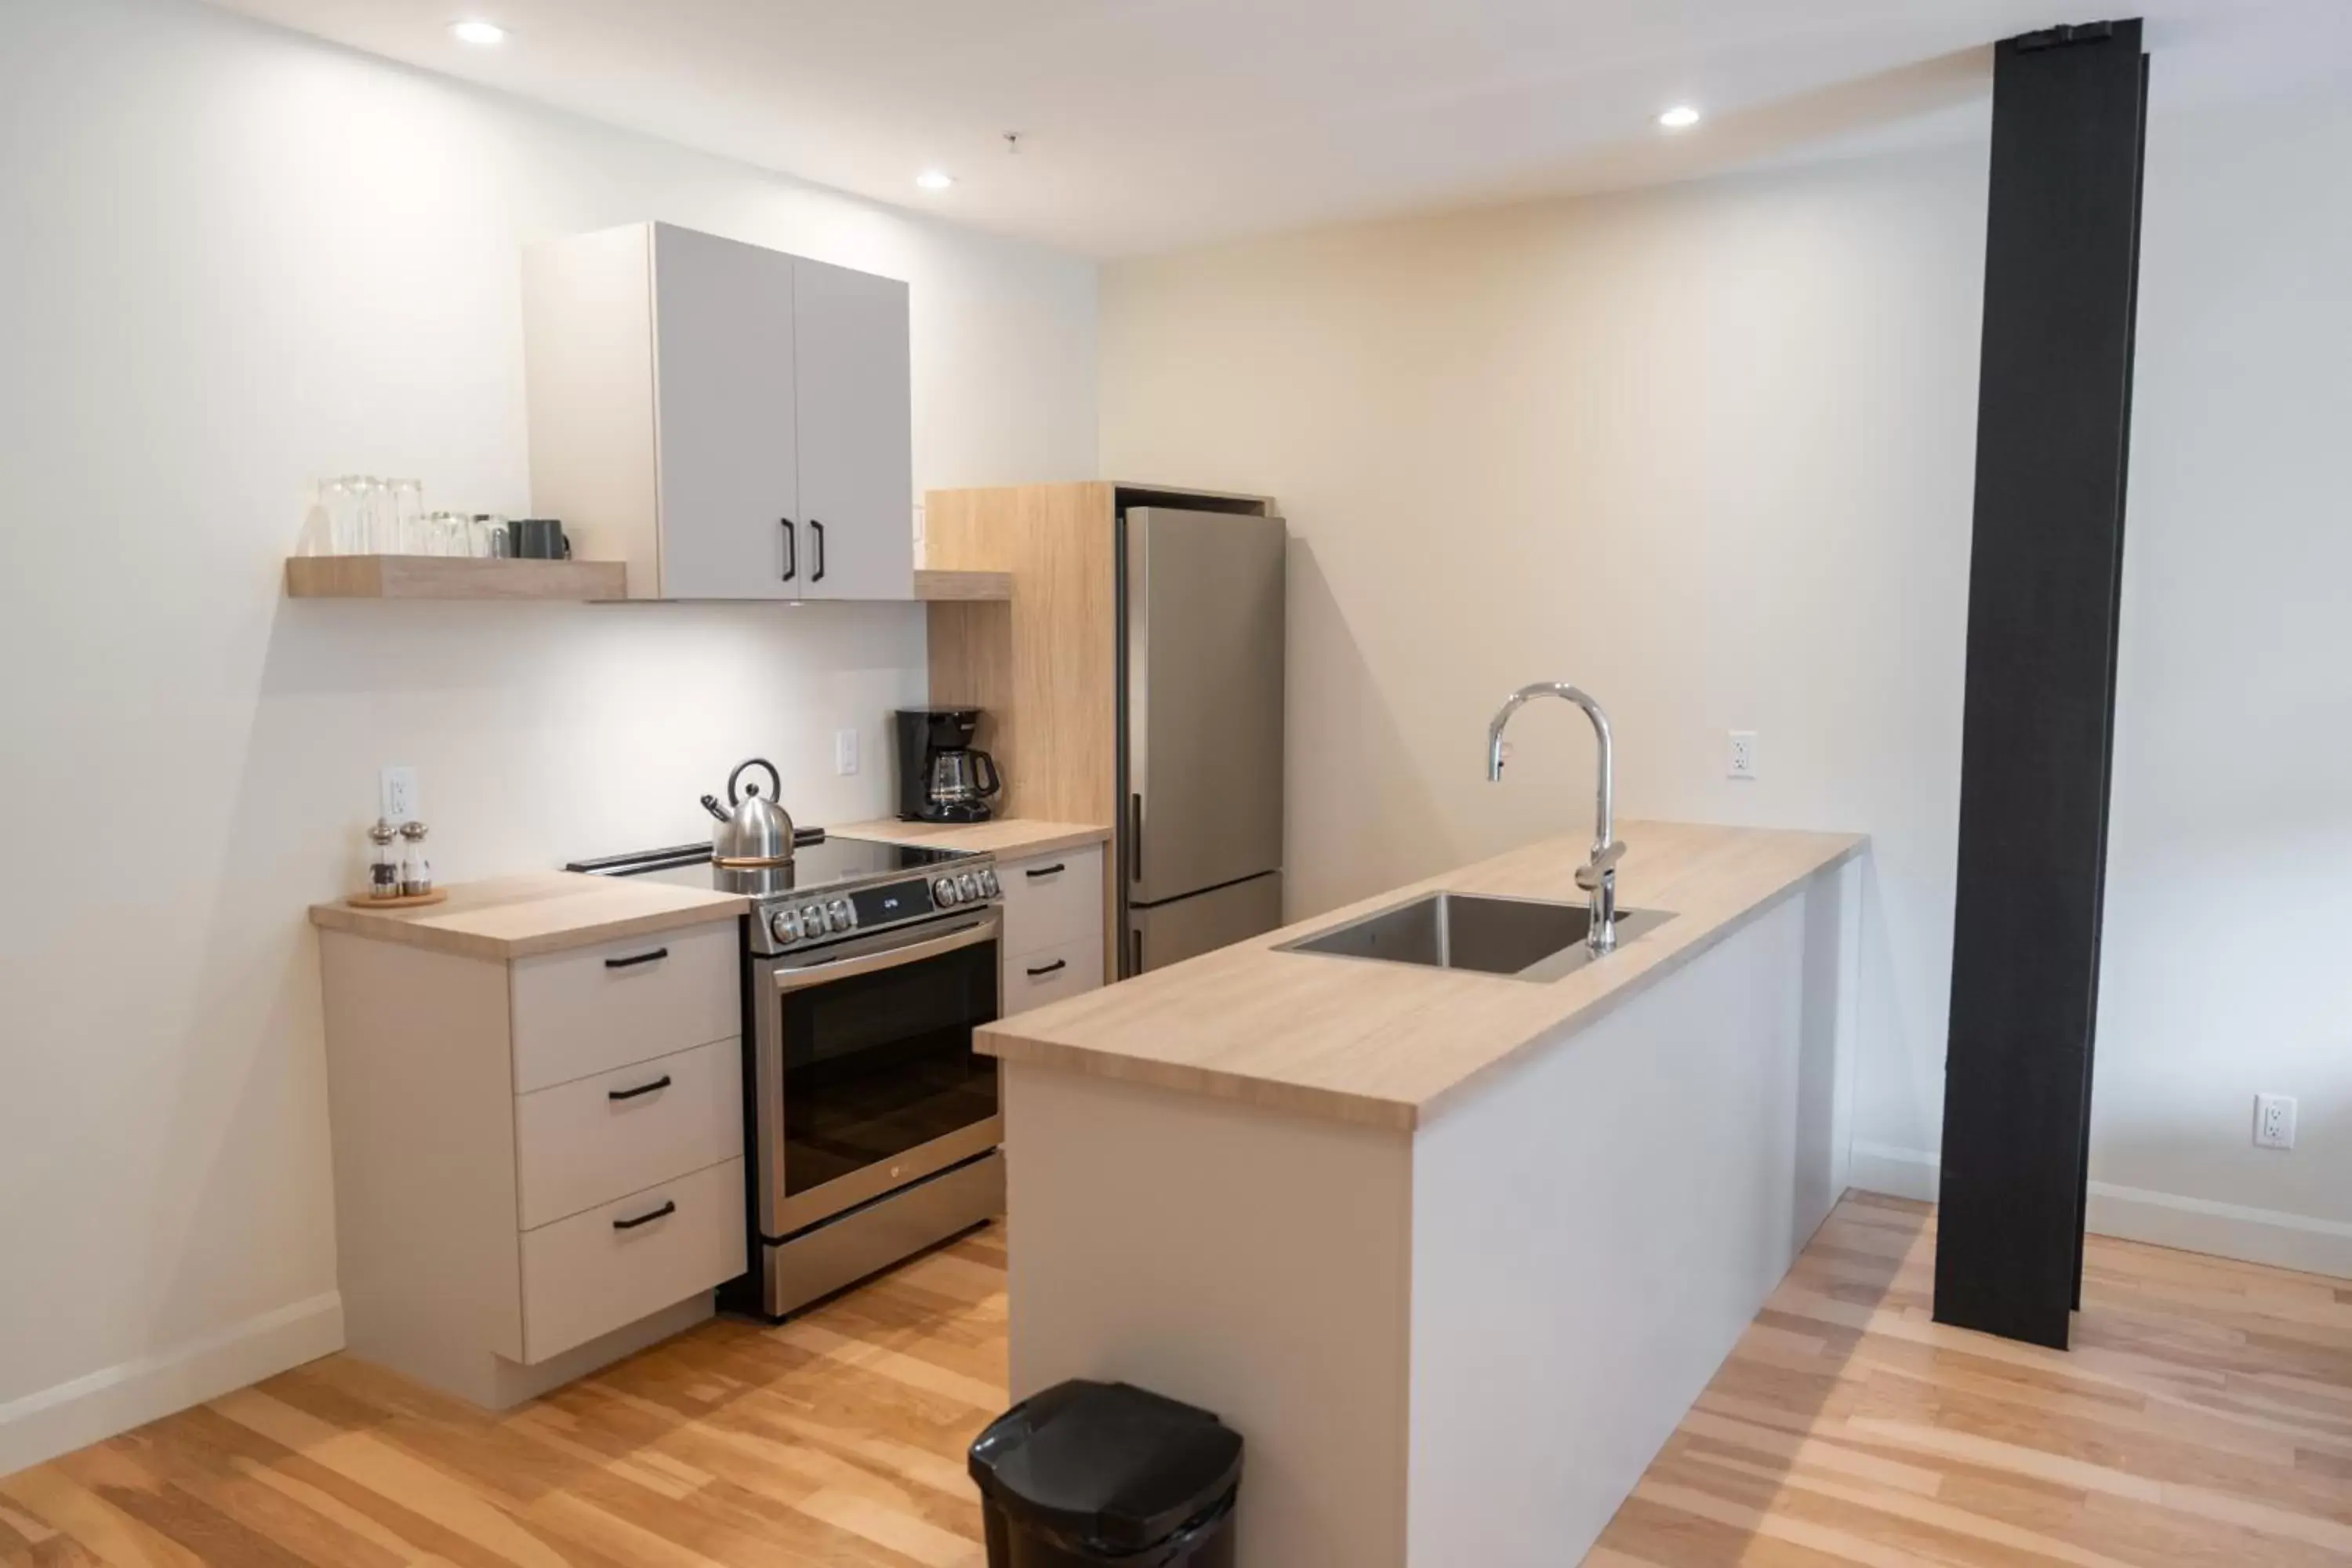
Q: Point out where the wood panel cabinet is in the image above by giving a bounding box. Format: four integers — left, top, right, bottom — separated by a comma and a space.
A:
524, 222, 912, 601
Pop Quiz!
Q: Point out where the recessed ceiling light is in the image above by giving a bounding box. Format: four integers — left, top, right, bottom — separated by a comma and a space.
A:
915, 170, 955, 192
1658, 104, 1702, 130
450, 20, 506, 45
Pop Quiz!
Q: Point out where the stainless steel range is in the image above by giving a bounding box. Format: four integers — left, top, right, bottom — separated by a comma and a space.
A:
570, 833, 1006, 1319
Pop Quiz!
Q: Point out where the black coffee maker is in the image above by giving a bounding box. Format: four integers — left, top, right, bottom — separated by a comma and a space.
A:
893, 708, 1003, 823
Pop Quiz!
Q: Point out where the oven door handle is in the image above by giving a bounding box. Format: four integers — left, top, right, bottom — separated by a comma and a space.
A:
771, 913, 1000, 993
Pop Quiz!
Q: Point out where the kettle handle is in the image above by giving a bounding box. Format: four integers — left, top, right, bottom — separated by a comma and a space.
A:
974, 750, 1002, 798
728, 757, 782, 806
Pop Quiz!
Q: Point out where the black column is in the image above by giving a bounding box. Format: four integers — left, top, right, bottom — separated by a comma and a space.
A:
1935, 20, 2147, 1351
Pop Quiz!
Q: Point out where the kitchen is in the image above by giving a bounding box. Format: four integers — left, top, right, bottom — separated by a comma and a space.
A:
5, 1, 2351, 1565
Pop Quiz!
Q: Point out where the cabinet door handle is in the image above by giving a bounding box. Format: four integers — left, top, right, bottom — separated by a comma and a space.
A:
811, 519, 826, 582
612, 1200, 677, 1231
1025, 958, 1068, 978
608, 1074, 672, 1102
780, 520, 797, 582
604, 947, 669, 970
1024, 862, 1066, 880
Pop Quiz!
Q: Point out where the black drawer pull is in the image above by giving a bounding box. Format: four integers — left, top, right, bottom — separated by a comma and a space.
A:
608, 1075, 672, 1102
612, 1200, 677, 1232
1024, 863, 1066, 879
604, 947, 669, 970
1025, 958, 1068, 978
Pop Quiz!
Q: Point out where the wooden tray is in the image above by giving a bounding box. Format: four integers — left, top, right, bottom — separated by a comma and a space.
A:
345, 888, 449, 909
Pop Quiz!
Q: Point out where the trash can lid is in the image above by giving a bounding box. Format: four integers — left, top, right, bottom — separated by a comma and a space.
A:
968, 1380, 1245, 1552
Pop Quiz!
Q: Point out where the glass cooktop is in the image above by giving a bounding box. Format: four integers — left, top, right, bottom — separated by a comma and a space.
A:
567, 833, 973, 899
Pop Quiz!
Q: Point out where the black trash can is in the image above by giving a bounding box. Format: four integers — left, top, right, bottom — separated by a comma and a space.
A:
968, 1380, 1243, 1566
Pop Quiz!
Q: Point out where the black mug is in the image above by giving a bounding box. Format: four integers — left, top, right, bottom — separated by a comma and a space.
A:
512, 518, 571, 560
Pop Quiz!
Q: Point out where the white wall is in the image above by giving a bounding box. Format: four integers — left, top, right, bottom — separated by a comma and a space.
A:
1102, 84, 2352, 1276
0, 0, 1095, 1468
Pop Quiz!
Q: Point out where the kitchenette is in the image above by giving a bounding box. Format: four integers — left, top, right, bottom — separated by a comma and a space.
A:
281, 201, 1874, 1564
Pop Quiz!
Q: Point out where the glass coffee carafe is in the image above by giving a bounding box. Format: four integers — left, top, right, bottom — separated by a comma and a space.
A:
927, 748, 1001, 815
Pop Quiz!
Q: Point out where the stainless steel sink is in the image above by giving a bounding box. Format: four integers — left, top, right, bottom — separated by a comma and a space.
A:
1279, 891, 1673, 982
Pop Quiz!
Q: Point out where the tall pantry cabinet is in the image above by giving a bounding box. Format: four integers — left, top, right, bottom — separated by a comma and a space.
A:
522, 222, 913, 601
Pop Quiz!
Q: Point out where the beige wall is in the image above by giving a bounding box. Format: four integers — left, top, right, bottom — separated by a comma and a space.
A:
1103, 143, 1985, 1183
0, 0, 1095, 1467
1102, 87, 2352, 1275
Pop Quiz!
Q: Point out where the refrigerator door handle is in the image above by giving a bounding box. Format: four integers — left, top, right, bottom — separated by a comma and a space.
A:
1129, 793, 1144, 884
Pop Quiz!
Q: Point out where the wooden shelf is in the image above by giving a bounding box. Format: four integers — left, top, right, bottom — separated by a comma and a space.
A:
285, 556, 630, 601
913, 568, 1012, 602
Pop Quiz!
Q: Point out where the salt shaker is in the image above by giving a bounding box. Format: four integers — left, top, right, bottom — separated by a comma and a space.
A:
397, 820, 434, 897
367, 819, 401, 900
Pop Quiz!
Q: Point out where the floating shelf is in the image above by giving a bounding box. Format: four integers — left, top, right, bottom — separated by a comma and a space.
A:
913, 568, 1013, 602
285, 555, 630, 601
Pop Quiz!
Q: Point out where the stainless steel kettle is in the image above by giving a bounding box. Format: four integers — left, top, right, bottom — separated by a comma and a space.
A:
702, 758, 794, 866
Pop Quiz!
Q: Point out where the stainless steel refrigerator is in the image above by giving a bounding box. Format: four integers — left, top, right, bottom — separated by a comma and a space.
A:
1117, 505, 1287, 975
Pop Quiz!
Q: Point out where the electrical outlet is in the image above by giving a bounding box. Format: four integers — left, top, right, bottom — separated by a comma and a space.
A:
1728, 731, 1759, 780
379, 765, 419, 823
834, 729, 859, 776
2255, 1093, 2297, 1151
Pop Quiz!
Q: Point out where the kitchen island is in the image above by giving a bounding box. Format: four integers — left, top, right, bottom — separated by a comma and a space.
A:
975, 818, 1866, 1566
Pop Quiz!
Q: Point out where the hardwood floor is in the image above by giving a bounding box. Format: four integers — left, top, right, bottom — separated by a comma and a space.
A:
5, 1195, 2348, 1566
1591, 1192, 2352, 1567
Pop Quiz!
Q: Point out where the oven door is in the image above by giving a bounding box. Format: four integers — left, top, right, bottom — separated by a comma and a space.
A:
753, 909, 1002, 1240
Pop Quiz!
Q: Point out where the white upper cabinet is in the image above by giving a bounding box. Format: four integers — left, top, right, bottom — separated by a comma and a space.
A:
651, 226, 800, 599
523, 223, 913, 601
792, 257, 913, 600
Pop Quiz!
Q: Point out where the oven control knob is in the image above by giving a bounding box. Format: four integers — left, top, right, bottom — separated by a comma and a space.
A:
827, 897, 855, 931
955, 872, 979, 901
801, 902, 829, 934
975, 868, 1000, 898
771, 909, 803, 944
932, 877, 960, 907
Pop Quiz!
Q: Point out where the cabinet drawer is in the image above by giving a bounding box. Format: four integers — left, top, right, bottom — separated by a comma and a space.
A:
1003, 934, 1102, 1018
998, 846, 1103, 960
510, 921, 739, 1093
519, 1158, 745, 1365
514, 1038, 743, 1230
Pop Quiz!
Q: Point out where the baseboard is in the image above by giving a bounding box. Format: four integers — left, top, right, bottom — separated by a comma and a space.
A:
2084, 1181, 2352, 1280
1845, 1144, 2352, 1280
1848, 1141, 1940, 1202
0, 1292, 343, 1476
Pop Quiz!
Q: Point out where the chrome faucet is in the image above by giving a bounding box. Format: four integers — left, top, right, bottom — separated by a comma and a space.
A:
1486, 683, 1626, 954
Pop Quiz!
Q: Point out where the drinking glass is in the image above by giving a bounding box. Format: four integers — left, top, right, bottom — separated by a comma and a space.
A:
387, 478, 426, 554
418, 511, 463, 557
473, 514, 510, 558
343, 477, 388, 554
318, 477, 365, 554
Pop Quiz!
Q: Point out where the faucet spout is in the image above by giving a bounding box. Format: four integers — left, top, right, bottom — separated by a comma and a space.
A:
1486, 682, 1623, 954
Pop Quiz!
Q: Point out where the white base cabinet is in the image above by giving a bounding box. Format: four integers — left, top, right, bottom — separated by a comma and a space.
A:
318, 916, 747, 1409
523, 221, 913, 601
997, 845, 1105, 1014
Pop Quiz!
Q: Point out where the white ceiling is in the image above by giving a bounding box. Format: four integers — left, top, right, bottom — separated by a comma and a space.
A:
205, 0, 2352, 256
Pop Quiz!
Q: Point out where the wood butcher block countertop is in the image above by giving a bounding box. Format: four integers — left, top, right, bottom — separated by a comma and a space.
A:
833, 818, 1112, 858
976, 819, 1865, 1130
309, 871, 746, 961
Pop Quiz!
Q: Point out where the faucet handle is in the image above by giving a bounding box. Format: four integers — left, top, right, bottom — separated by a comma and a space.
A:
1576, 840, 1626, 890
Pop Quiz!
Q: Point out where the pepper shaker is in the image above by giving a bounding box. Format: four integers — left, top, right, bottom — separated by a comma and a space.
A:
397, 820, 434, 898
367, 819, 401, 900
